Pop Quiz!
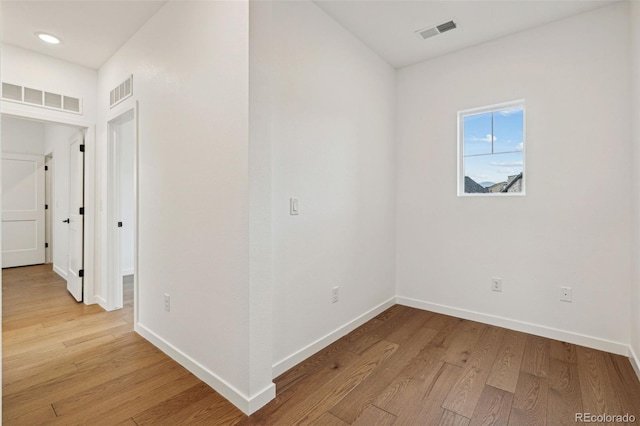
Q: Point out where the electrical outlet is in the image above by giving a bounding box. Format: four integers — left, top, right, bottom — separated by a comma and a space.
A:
560, 286, 572, 302
491, 277, 502, 292
332, 286, 339, 303
164, 293, 171, 312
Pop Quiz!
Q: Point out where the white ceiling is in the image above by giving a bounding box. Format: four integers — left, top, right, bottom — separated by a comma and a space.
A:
1, 0, 167, 69
313, 0, 620, 68
0, 0, 620, 70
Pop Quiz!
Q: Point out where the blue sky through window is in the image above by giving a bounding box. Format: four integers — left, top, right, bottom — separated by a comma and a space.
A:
463, 105, 524, 188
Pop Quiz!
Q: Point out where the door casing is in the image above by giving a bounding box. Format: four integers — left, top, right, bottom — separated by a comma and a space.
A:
106, 106, 138, 313
0, 106, 96, 305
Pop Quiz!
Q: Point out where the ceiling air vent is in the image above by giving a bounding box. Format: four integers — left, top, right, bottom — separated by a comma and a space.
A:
110, 75, 133, 109
1, 81, 82, 115
416, 20, 457, 40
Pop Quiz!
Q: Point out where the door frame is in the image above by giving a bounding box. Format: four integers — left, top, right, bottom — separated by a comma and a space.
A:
1, 104, 96, 304
44, 154, 53, 264
106, 104, 138, 314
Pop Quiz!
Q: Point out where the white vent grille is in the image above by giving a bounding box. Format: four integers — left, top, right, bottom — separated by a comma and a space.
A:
45, 92, 62, 108
24, 87, 43, 105
2, 83, 22, 101
1, 81, 82, 115
63, 96, 80, 112
110, 75, 133, 109
416, 20, 457, 40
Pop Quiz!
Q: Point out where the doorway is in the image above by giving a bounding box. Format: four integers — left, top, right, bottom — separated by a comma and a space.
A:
106, 108, 136, 311
1, 114, 88, 301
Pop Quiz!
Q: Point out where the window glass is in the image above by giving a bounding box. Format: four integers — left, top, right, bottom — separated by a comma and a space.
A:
459, 101, 525, 195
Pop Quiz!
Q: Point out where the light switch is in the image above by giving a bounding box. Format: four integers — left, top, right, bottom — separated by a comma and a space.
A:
290, 198, 299, 215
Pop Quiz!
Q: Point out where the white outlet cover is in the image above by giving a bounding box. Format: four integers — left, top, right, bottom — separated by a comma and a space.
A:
491, 277, 502, 292
560, 286, 572, 302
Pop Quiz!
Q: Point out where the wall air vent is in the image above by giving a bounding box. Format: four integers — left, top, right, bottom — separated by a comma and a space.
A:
110, 75, 133, 109
2, 83, 22, 101
416, 20, 457, 40
1, 82, 82, 115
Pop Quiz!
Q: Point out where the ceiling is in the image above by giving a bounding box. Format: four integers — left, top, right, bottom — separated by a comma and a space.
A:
0, 0, 620, 70
1, 1, 166, 69
313, 0, 620, 68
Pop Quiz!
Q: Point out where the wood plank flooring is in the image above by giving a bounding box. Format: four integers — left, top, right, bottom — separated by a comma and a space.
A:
4, 265, 640, 425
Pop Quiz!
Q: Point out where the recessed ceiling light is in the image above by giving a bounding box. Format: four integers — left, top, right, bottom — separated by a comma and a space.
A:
35, 32, 61, 45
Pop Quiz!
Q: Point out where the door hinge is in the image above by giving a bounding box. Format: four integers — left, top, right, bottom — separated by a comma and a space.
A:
79, 207, 84, 215
45, 204, 48, 210
80, 144, 85, 152
79, 269, 84, 278
45, 165, 49, 171
45, 242, 49, 248
118, 222, 123, 228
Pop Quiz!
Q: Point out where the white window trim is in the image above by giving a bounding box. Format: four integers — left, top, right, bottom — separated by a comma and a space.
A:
457, 99, 526, 197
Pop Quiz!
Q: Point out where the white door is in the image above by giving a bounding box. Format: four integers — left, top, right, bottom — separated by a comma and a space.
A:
67, 132, 84, 301
1, 153, 46, 268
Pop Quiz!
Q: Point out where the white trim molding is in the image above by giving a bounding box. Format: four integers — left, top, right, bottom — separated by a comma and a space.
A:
396, 296, 630, 356
95, 296, 107, 311
630, 345, 640, 381
53, 264, 68, 280
271, 297, 396, 378
134, 323, 275, 415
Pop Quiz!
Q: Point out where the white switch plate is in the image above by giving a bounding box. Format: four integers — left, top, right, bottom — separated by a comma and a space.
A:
164, 293, 171, 312
290, 198, 299, 215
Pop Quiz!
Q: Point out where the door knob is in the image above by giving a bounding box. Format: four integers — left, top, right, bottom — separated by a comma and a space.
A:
63, 218, 70, 223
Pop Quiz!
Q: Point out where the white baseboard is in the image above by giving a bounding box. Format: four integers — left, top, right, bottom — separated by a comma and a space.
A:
53, 264, 67, 280
95, 296, 108, 311
397, 296, 629, 356
272, 297, 396, 378
630, 345, 640, 381
134, 323, 275, 415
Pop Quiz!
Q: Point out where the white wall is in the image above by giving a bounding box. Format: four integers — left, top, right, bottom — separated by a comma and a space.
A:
396, 3, 632, 354
44, 123, 78, 278
271, 1, 396, 373
248, 0, 276, 403
97, 0, 273, 413
1, 44, 97, 124
118, 118, 134, 276
1, 115, 44, 155
631, 0, 640, 372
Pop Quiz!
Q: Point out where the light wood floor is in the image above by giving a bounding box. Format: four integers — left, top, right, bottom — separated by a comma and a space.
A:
4, 265, 640, 425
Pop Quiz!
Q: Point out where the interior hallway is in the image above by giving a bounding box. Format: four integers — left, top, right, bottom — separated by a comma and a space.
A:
2, 265, 243, 424
3, 266, 640, 424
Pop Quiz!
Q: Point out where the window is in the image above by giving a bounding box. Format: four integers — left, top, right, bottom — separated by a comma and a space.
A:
458, 100, 525, 196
